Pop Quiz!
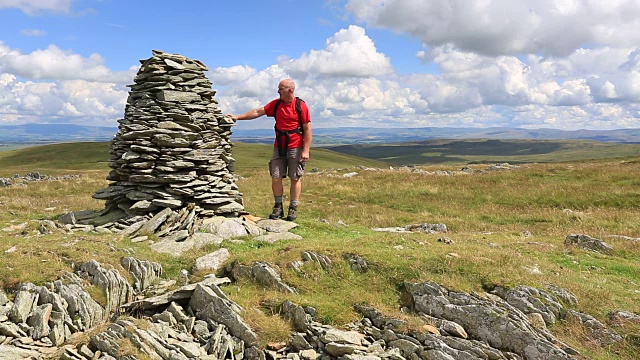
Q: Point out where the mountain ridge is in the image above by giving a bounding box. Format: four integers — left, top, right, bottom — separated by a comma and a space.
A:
2, 123, 640, 144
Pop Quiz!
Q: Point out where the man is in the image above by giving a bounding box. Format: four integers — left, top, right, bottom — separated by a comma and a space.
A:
227, 79, 312, 221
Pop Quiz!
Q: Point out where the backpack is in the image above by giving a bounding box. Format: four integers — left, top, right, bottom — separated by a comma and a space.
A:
273, 97, 305, 157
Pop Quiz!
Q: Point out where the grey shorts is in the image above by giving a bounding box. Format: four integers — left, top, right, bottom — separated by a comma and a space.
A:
269, 147, 305, 180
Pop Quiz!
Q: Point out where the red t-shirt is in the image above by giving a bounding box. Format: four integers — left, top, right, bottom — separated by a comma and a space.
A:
264, 98, 311, 149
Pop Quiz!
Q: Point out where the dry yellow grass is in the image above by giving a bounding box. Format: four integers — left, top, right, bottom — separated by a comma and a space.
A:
0, 145, 639, 359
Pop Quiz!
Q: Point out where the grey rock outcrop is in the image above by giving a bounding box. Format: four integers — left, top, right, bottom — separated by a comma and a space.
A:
228, 262, 298, 294
564, 233, 613, 253
290, 251, 333, 277
0, 172, 81, 188
189, 284, 258, 346
76, 260, 133, 316
566, 310, 623, 346
403, 281, 578, 359
0, 253, 626, 360
491, 285, 569, 326
373, 222, 448, 233
0, 274, 106, 356
608, 310, 640, 324
120, 257, 163, 292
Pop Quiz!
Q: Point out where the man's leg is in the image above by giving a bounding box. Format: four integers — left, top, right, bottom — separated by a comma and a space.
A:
286, 148, 304, 221
286, 178, 301, 221
269, 177, 285, 219
269, 150, 286, 219
272, 177, 284, 197
289, 178, 301, 202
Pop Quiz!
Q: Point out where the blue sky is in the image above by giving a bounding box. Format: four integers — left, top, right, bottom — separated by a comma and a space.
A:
1, 0, 640, 131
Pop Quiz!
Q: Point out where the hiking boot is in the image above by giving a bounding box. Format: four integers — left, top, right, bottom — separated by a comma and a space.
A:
269, 203, 284, 219
286, 205, 298, 221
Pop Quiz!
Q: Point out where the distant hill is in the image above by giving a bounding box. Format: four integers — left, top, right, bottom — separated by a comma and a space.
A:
0, 123, 117, 144
233, 126, 640, 144
2, 123, 640, 146
0, 141, 388, 177
328, 138, 640, 165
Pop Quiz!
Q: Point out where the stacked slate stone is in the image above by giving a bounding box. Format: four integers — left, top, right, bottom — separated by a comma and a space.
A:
94, 50, 244, 222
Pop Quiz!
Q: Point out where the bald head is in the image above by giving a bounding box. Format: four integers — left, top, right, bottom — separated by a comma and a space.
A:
278, 79, 296, 102
280, 79, 295, 90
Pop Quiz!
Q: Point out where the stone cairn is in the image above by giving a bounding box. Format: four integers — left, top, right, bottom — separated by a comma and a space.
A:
91, 50, 245, 236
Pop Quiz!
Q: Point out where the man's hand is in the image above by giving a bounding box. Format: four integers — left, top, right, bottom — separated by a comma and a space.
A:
226, 114, 238, 121
301, 149, 310, 163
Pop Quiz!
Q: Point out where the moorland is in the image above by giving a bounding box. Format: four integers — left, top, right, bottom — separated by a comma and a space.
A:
0, 140, 638, 359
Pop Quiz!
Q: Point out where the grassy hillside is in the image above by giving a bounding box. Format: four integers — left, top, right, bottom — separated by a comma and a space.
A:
0, 142, 639, 359
0, 142, 388, 177
329, 138, 640, 165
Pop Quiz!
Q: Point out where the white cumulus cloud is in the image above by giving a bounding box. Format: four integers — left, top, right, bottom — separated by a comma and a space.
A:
0, 43, 131, 126
207, 65, 257, 86
0, 75, 127, 125
0, 42, 137, 83
283, 25, 393, 77
0, 0, 72, 15
345, 0, 640, 56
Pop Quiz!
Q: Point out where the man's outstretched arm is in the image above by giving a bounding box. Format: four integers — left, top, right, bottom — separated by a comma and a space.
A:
227, 107, 266, 121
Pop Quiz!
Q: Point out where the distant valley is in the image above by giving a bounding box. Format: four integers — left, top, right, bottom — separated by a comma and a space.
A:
0, 123, 118, 147
234, 126, 640, 144
2, 123, 640, 147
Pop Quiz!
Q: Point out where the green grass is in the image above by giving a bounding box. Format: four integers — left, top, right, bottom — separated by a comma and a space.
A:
231, 142, 388, 170
0, 142, 388, 177
0, 141, 110, 176
0, 141, 639, 358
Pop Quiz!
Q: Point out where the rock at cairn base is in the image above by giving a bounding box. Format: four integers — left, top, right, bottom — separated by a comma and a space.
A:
93, 50, 244, 224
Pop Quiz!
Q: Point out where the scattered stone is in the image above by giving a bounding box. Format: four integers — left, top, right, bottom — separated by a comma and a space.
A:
566, 310, 623, 346
605, 234, 640, 242
253, 231, 303, 243
300, 251, 332, 270
57, 212, 77, 225
344, 254, 368, 273
373, 223, 447, 233
438, 237, 454, 244
487, 163, 519, 170
608, 310, 640, 324
564, 233, 613, 253
523, 264, 543, 275
0, 173, 81, 188
1, 223, 27, 233
256, 219, 299, 233
0, 289, 8, 306
193, 248, 231, 273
